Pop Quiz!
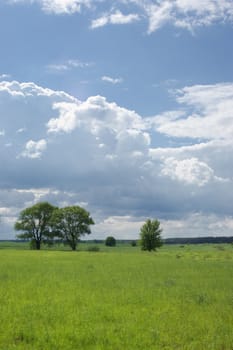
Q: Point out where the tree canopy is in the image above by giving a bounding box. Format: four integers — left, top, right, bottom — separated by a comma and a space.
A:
105, 236, 116, 247
140, 219, 163, 252
14, 202, 57, 250
50, 206, 94, 250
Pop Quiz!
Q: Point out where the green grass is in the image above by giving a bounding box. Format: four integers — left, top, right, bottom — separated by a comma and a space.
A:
0, 244, 232, 349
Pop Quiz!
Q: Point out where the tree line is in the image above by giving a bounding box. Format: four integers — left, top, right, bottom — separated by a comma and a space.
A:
15, 202, 163, 251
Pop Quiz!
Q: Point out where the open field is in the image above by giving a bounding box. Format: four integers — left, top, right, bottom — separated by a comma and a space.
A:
0, 243, 232, 349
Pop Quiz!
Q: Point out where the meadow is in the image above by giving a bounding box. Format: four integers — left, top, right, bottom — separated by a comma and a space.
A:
0, 242, 232, 350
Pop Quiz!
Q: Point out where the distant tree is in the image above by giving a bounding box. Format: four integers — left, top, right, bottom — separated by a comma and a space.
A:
131, 240, 137, 247
140, 219, 163, 252
50, 206, 94, 251
14, 202, 57, 250
105, 236, 116, 247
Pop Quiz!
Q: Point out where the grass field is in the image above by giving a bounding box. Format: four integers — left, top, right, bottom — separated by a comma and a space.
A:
0, 242, 232, 349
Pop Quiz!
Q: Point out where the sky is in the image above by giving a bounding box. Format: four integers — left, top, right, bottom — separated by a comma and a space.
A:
0, 0, 233, 240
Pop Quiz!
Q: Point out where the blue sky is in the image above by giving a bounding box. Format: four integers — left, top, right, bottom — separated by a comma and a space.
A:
0, 0, 233, 239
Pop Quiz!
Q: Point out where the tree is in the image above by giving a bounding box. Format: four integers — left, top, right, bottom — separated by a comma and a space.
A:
14, 202, 57, 250
105, 236, 116, 247
131, 240, 137, 247
140, 219, 163, 252
51, 206, 94, 251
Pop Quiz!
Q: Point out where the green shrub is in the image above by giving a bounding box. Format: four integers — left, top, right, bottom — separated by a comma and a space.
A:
105, 236, 116, 247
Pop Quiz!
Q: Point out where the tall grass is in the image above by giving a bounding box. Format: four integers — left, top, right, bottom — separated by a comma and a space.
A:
0, 245, 232, 349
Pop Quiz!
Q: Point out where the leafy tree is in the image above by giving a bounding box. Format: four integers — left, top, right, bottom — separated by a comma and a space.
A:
14, 202, 57, 250
140, 219, 163, 252
51, 206, 94, 251
105, 236, 116, 247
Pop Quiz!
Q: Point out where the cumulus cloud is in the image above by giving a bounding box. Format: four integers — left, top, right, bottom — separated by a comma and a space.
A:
160, 157, 225, 186
0, 80, 76, 100
47, 95, 144, 135
20, 139, 47, 159
0, 79, 233, 239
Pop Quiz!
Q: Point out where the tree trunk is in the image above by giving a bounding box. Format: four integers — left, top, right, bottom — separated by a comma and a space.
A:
71, 242, 77, 251
36, 240, 41, 250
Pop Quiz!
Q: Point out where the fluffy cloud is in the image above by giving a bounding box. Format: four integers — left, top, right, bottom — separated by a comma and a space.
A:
0, 79, 233, 239
161, 157, 213, 186
47, 95, 144, 135
20, 139, 47, 159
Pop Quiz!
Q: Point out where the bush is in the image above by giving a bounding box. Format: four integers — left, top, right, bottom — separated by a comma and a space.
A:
131, 240, 137, 247
105, 236, 116, 247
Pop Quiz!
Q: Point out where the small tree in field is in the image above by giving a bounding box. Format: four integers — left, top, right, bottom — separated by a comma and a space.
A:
14, 202, 57, 250
105, 236, 116, 247
140, 219, 163, 252
50, 206, 94, 251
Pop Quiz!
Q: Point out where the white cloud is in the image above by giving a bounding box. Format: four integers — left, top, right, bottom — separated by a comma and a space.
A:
130, 0, 233, 33
5, 0, 233, 32
21, 139, 47, 158
47, 59, 93, 72
0, 80, 77, 101
1, 79, 233, 239
160, 157, 224, 186
47, 102, 81, 133
93, 215, 144, 240
154, 83, 233, 140
8, 0, 93, 14
146, 1, 173, 33
16, 127, 27, 133
91, 10, 140, 29
47, 95, 144, 135
0, 74, 11, 80
162, 212, 233, 238
101, 76, 123, 84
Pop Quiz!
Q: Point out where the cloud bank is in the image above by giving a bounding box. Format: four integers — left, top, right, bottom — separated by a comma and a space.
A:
0, 79, 233, 239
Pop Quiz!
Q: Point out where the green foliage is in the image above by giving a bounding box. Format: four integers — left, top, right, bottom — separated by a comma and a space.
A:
14, 202, 57, 250
131, 240, 137, 247
105, 236, 116, 247
50, 206, 94, 251
140, 218, 163, 251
